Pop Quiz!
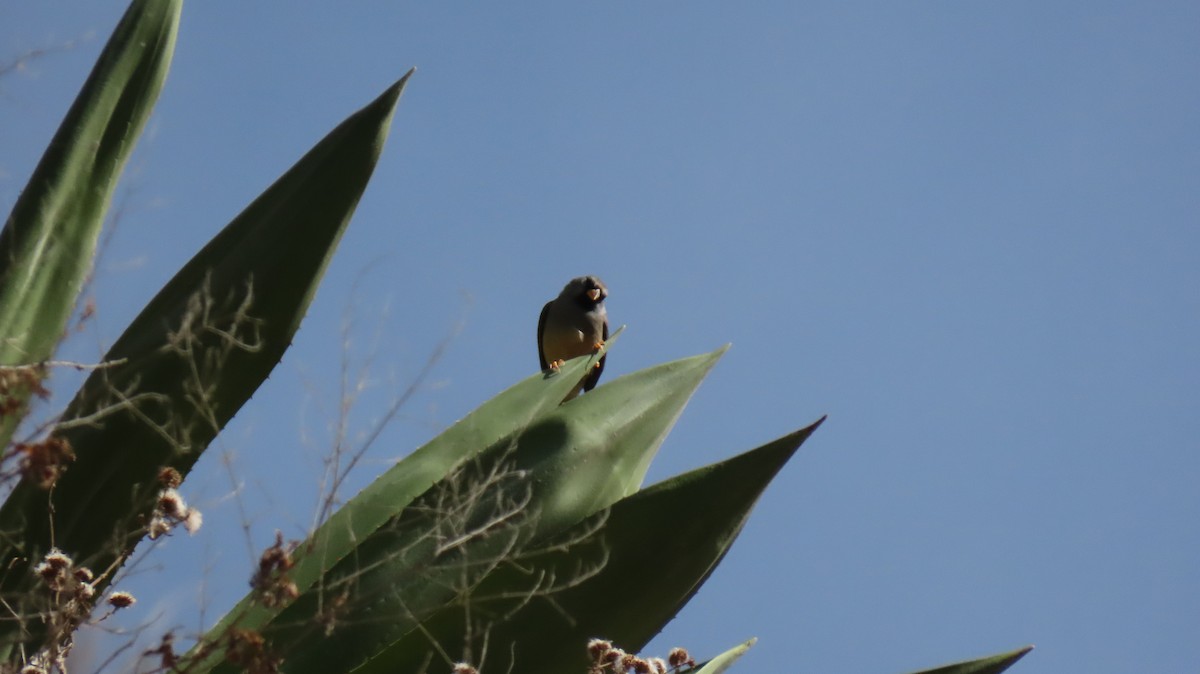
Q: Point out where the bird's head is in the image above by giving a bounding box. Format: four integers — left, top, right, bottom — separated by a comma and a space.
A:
563, 275, 607, 308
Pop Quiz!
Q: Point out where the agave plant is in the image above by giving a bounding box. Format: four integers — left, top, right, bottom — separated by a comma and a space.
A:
0, 2, 1032, 673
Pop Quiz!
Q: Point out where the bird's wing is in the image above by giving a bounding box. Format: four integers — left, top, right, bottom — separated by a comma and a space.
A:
537, 300, 552, 370
581, 317, 608, 392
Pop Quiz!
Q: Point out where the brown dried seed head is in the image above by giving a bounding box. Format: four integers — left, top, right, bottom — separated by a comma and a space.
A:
17, 437, 75, 489
668, 648, 693, 669
157, 489, 186, 518
108, 591, 137, 608
587, 638, 614, 661
158, 466, 183, 488
44, 549, 72, 570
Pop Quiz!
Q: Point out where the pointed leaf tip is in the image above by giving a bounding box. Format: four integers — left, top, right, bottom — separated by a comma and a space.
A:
692, 638, 757, 674
908, 644, 1034, 674
393, 67, 416, 94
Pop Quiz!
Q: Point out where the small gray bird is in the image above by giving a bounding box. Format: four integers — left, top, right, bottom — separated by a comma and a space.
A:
538, 276, 609, 398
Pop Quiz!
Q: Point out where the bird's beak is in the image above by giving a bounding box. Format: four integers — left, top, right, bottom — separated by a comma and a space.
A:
587, 288, 602, 301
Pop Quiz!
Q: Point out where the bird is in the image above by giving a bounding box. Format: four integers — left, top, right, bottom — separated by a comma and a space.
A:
537, 276, 609, 399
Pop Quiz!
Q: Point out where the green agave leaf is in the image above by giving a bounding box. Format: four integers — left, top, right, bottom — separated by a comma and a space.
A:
183, 330, 621, 672
905, 646, 1033, 674
347, 417, 824, 674
207, 347, 726, 674
529, 344, 732, 530
294, 327, 624, 584
0, 0, 180, 447
690, 638, 757, 674
0, 72, 412, 650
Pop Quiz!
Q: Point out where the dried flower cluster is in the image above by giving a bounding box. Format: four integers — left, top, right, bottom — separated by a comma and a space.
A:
586, 639, 696, 674
251, 531, 299, 608
0, 364, 49, 419
11, 437, 75, 489
33, 549, 94, 601
147, 471, 202, 539
25, 548, 136, 673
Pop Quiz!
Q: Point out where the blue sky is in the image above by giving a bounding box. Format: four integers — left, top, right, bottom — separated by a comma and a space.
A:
3, 2, 1198, 672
